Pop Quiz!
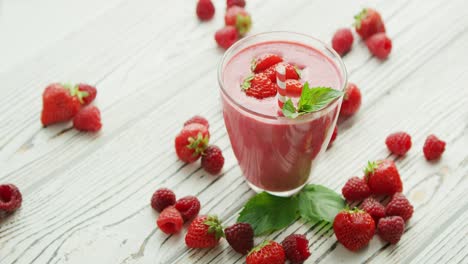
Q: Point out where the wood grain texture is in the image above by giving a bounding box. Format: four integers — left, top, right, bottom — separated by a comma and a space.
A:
0, 0, 467, 263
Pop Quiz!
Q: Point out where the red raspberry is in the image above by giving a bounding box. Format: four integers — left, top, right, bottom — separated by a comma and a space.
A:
385, 193, 414, 222
251, 54, 283, 73
41, 83, 83, 126
77, 83, 97, 105
174, 196, 201, 221
246, 240, 285, 264
423, 134, 446, 161
201, 145, 225, 175
227, 0, 245, 8
377, 216, 405, 244
364, 160, 403, 196
263, 62, 300, 83
281, 234, 311, 264
184, 115, 209, 129
332, 28, 354, 56
224, 6, 252, 36
242, 73, 277, 99
151, 188, 176, 212
354, 8, 386, 40
224, 223, 254, 254
328, 125, 338, 148
340, 82, 361, 117
333, 208, 375, 252
366, 33, 392, 60
285, 79, 303, 97
385, 132, 412, 156
175, 123, 210, 163
73, 106, 102, 132
342, 177, 371, 201
185, 215, 224, 248
360, 197, 386, 222
196, 0, 215, 21
0, 184, 22, 213
215, 26, 239, 50
157, 206, 184, 234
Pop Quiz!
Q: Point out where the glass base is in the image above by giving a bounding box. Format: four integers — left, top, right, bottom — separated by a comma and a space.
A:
246, 180, 306, 197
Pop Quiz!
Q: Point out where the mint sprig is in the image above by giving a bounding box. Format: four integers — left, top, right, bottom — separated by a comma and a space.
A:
282, 82, 343, 118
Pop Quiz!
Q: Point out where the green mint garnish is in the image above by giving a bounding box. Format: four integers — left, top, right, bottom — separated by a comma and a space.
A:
282, 82, 343, 118
353, 8, 368, 29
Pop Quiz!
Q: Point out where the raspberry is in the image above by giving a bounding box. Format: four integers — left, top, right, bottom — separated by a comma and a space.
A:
246, 241, 285, 264
227, 0, 245, 8
77, 83, 97, 105
157, 206, 184, 234
365, 33, 392, 60
201, 145, 225, 175
385, 193, 414, 222
360, 197, 386, 222
174, 196, 201, 221
377, 216, 405, 244
342, 177, 371, 201
242, 73, 277, 99
73, 106, 102, 132
385, 132, 412, 156
340, 82, 361, 117
281, 234, 311, 264
215, 26, 239, 50
0, 184, 22, 213
423, 134, 446, 161
184, 115, 209, 129
328, 125, 338, 148
224, 6, 252, 36
151, 188, 176, 212
224, 222, 254, 254
354, 8, 386, 40
251, 54, 283, 73
332, 28, 354, 56
196, 0, 215, 21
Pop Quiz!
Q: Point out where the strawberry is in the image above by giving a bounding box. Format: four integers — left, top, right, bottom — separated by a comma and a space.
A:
263, 62, 300, 83
184, 115, 209, 129
201, 145, 225, 175
366, 33, 392, 60
385, 193, 414, 221
157, 206, 184, 235
332, 28, 354, 56
77, 83, 97, 105
225, 6, 252, 36
41, 83, 84, 126
246, 240, 285, 264
285, 79, 303, 97
242, 73, 277, 99
215, 26, 239, 50
73, 106, 102, 132
364, 160, 403, 196
340, 82, 361, 117
377, 216, 405, 244
185, 215, 224, 248
333, 208, 375, 252
423, 134, 446, 161
342, 177, 371, 201
175, 123, 210, 163
354, 8, 386, 40
281, 234, 311, 263
386, 132, 412, 156
251, 54, 283, 73
360, 197, 386, 222
196, 0, 215, 21
224, 222, 254, 254
227, 0, 245, 8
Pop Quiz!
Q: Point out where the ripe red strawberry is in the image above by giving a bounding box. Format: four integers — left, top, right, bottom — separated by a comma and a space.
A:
354, 8, 386, 40
151, 188, 176, 212
184, 115, 209, 129
196, 0, 215, 21
328, 125, 338, 148
281, 234, 311, 264
157, 206, 184, 234
77, 83, 97, 105
366, 33, 392, 60
175, 123, 210, 163
224, 222, 254, 254
41, 83, 83, 126
263, 62, 300, 83
377, 216, 405, 244
201, 145, 225, 175
246, 240, 285, 264
423, 134, 446, 161
386, 132, 412, 156
385, 193, 414, 221
364, 160, 403, 196
215, 26, 239, 50
242, 73, 277, 99
225, 6, 252, 36
340, 82, 361, 117
227, 0, 245, 8
73, 106, 102, 132
333, 208, 375, 252
360, 197, 386, 222
185, 215, 224, 248
332, 28, 354, 56
0, 184, 22, 212
342, 177, 371, 201
174, 196, 200, 221
251, 54, 283, 73
285, 79, 303, 97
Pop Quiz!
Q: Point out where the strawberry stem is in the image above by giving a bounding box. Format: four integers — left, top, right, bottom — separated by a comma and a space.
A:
353, 8, 368, 29
204, 215, 224, 239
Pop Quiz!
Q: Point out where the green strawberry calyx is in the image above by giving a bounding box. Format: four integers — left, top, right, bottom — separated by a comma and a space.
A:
248, 240, 271, 255
241, 75, 254, 91
364, 160, 379, 176
63, 83, 89, 104
187, 132, 209, 155
235, 14, 252, 36
204, 215, 224, 240
353, 8, 368, 29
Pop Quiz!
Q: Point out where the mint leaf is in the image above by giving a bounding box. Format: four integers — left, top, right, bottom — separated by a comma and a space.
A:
282, 99, 299, 118
237, 192, 298, 236
298, 184, 345, 223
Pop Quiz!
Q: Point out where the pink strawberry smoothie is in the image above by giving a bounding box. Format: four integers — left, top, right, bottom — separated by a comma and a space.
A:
218, 32, 346, 196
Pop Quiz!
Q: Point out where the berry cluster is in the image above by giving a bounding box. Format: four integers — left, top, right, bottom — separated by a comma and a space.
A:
41, 83, 102, 132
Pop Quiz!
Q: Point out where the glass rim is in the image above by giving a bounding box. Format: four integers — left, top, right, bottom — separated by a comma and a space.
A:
217, 31, 348, 122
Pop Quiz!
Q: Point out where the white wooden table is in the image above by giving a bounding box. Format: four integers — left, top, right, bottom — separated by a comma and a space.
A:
1, 0, 467, 263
